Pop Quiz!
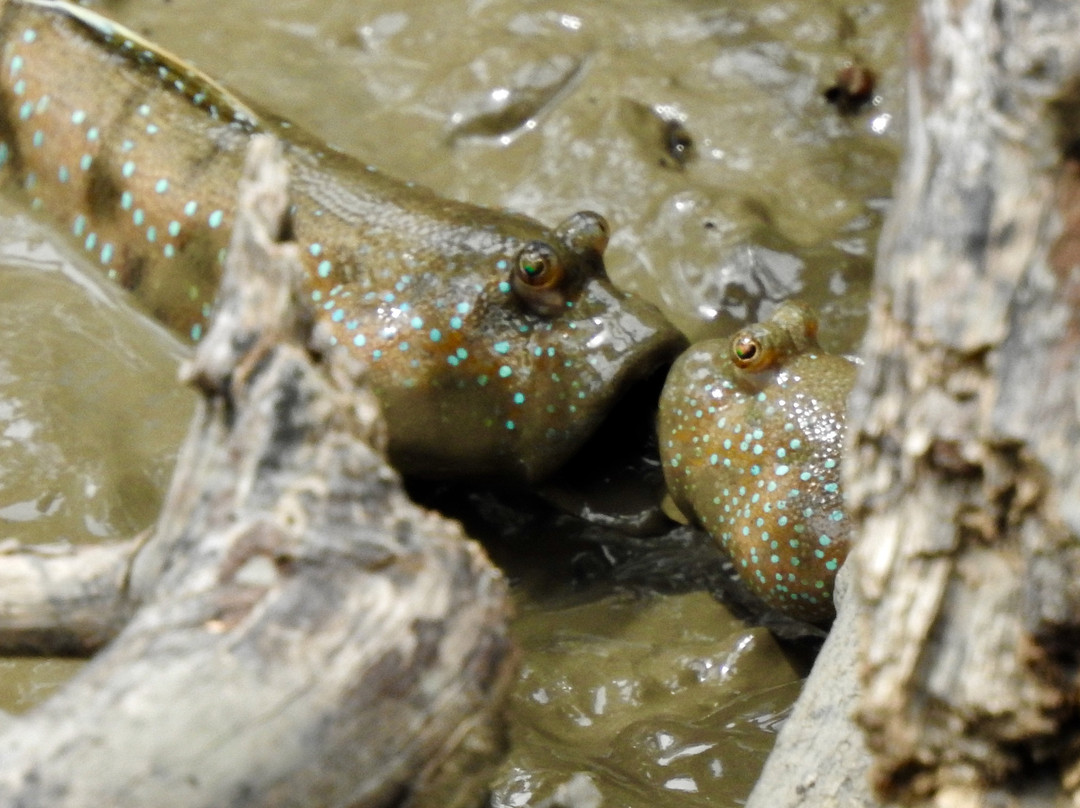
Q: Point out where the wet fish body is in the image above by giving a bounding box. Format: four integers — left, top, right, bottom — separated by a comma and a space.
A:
0, 0, 682, 482
658, 301, 855, 623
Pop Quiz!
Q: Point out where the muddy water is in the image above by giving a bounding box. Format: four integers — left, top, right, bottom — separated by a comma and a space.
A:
0, 0, 914, 802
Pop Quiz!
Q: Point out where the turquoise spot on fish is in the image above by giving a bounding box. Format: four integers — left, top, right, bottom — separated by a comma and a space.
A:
658, 301, 856, 624
208, 210, 223, 228
184, 200, 198, 216
317, 260, 331, 278
121, 161, 135, 178
155, 178, 169, 193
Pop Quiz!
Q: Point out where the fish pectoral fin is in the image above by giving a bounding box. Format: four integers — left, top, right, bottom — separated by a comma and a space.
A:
660, 494, 690, 525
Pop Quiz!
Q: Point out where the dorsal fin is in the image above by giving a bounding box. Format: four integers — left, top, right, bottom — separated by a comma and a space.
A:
19, 0, 262, 131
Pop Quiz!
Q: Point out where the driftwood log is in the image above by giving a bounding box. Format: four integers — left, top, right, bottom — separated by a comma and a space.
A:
749, 0, 1080, 806
0, 136, 514, 807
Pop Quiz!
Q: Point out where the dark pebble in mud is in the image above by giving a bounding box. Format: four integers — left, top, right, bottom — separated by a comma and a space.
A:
824, 62, 878, 115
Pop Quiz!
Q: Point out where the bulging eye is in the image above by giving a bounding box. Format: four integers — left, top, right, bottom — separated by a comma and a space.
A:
510, 241, 570, 316
732, 334, 762, 367
555, 210, 610, 258
516, 242, 562, 288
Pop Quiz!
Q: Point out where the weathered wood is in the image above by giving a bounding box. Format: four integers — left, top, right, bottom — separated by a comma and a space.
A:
0, 136, 514, 808
0, 537, 139, 655
847, 0, 1080, 804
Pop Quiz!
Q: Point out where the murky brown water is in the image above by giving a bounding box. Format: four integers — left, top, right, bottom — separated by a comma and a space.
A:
0, 0, 914, 803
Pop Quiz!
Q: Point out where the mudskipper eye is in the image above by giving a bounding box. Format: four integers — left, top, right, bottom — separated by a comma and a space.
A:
510, 241, 571, 316
732, 334, 760, 365
732, 331, 780, 371
516, 242, 562, 289
555, 210, 610, 258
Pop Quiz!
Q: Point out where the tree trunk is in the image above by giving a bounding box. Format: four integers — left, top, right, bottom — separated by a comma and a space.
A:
749, 0, 1080, 806
0, 136, 514, 808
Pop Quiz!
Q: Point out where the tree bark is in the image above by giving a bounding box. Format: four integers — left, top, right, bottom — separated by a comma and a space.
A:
0, 136, 514, 808
851, 0, 1080, 802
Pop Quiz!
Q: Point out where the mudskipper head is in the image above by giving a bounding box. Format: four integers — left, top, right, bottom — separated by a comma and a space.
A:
341, 209, 683, 482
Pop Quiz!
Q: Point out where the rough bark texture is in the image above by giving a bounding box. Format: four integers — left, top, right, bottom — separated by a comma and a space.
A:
849, 0, 1080, 804
748, 1, 1080, 806
0, 136, 514, 808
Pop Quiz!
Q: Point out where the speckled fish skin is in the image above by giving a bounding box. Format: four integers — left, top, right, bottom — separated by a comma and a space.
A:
658, 301, 855, 624
0, 0, 684, 482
